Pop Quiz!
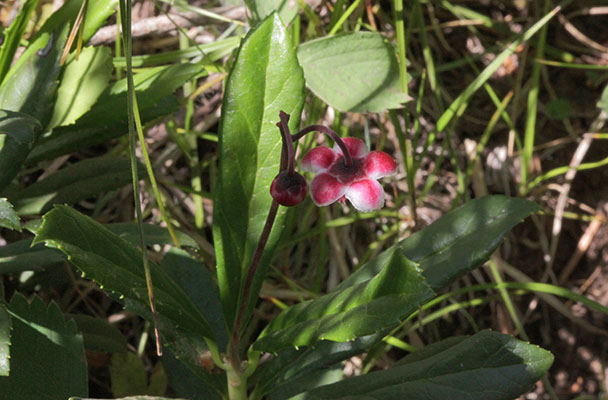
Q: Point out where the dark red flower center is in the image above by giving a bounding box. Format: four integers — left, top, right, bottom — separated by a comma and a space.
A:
329, 157, 366, 184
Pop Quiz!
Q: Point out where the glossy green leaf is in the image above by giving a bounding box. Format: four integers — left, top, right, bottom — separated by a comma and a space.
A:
0, 198, 20, 231
49, 46, 113, 129
339, 196, 541, 291
0, 294, 87, 398
245, 0, 298, 25
252, 333, 384, 399
35, 0, 118, 44
253, 251, 434, 353
32, 205, 220, 344
0, 303, 10, 376
0, 0, 39, 84
297, 32, 411, 113
27, 63, 201, 163
12, 157, 139, 215
0, 27, 67, 126
213, 13, 304, 326
0, 110, 41, 144
0, 27, 68, 192
305, 330, 553, 400
0, 224, 198, 275
159, 248, 228, 351
70, 314, 127, 353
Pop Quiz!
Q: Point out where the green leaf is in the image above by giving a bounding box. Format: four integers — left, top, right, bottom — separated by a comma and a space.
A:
339, 196, 541, 291
11, 157, 139, 215
110, 353, 165, 397
252, 333, 384, 400
0, 27, 68, 126
0, 0, 39, 84
161, 346, 224, 400
0, 294, 88, 398
0, 27, 68, 192
253, 251, 434, 353
213, 13, 304, 326
0, 240, 65, 274
159, 248, 228, 352
49, 46, 114, 129
32, 205, 220, 345
70, 314, 127, 353
304, 330, 553, 400
245, 0, 299, 25
0, 110, 42, 144
0, 224, 198, 275
0, 198, 20, 231
35, 0, 118, 44
27, 63, 200, 163
268, 367, 342, 400
0, 303, 10, 376
297, 32, 411, 113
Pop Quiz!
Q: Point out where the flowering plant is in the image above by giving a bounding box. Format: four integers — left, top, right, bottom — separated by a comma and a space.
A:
20, 12, 559, 400
270, 111, 397, 213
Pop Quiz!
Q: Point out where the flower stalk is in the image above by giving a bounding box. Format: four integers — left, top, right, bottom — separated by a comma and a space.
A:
226, 111, 396, 397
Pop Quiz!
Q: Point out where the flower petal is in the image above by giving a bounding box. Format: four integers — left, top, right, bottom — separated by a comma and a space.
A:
363, 151, 397, 179
310, 173, 346, 206
345, 179, 385, 212
301, 146, 336, 173
333, 137, 368, 159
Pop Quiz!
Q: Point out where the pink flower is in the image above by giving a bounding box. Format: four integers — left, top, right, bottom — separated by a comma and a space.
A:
301, 138, 396, 212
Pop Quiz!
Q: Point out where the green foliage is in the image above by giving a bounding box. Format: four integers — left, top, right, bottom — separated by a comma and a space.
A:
0, 198, 20, 231
36, 0, 118, 43
49, 46, 114, 129
11, 157, 140, 215
0, 304, 10, 376
72, 397, 184, 400
597, 84, 608, 112
340, 196, 541, 291
213, 13, 305, 326
254, 251, 434, 352
0, 0, 39, 84
0, 294, 87, 398
297, 32, 411, 113
27, 63, 202, 163
0, 224, 198, 275
245, 0, 299, 25
303, 330, 553, 400
0, 27, 67, 192
252, 334, 385, 399
0, 110, 41, 145
110, 353, 167, 397
32, 205, 223, 345
70, 314, 127, 353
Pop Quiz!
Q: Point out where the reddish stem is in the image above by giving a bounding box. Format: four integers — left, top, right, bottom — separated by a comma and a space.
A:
278, 111, 296, 175
292, 124, 353, 166
229, 199, 279, 369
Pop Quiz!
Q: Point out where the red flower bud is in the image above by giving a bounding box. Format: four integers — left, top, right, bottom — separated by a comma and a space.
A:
270, 171, 307, 206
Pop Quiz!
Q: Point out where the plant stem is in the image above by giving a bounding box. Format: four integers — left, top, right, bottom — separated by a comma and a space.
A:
226, 364, 248, 400
278, 111, 296, 175
292, 125, 353, 166
229, 199, 280, 368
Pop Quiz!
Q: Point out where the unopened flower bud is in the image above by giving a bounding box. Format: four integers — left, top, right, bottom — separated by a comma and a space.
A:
270, 171, 307, 206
